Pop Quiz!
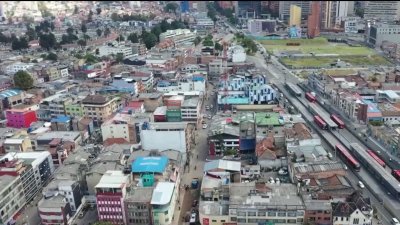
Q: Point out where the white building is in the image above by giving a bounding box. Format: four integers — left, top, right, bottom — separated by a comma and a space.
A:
0, 175, 26, 225
181, 97, 202, 121
5, 62, 34, 75
156, 74, 206, 93
101, 113, 136, 143
2, 151, 55, 188
98, 45, 133, 57
159, 29, 197, 45
227, 45, 247, 63
151, 182, 177, 225
342, 17, 364, 33
141, 122, 189, 152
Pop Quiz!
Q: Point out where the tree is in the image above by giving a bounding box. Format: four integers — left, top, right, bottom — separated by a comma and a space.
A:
81, 24, 87, 34
127, 33, 139, 43
164, 2, 178, 13
14, 71, 34, 90
111, 12, 120, 21
142, 32, 157, 49
67, 27, 74, 36
96, 28, 102, 37
115, 53, 124, 63
50, 22, 55, 31
118, 34, 125, 42
77, 39, 86, 48
46, 52, 58, 61
87, 10, 93, 22
214, 42, 223, 51
194, 36, 202, 46
74, 5, 79, 14
39, 33, 56, 50
104, 27, 111, 37
151, 26, 162, 41
11, 36, 29, 50
96, 7, 102, 15
160, 19, 171, 32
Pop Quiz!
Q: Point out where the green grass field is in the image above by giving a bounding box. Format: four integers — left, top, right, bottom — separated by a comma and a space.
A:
281, 55, 392, 68
261, 37, 376, 56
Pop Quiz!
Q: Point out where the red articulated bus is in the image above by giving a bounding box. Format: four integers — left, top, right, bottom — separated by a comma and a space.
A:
305, 92, 316, 102
335, 144, 361, 172
331, 114, 345, 129
366, 150, 386, 168
314, 115, 327, 129
392, 169, 400, 182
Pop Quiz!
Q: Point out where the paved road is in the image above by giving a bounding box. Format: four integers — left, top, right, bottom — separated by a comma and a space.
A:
173, 83, 217, 225
247, 45, 395, 225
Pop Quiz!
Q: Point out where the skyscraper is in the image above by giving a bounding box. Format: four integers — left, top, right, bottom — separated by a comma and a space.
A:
364, 1, 400, 21
289, 5, 302, 27
237, 1, 262, 18
279, 1, 311, 21
307, 1, 321, 38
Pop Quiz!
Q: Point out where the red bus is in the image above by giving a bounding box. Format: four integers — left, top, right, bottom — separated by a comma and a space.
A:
392, 169, 400, 182
314, 115, 327, 129
305, 92, 316, 102
366, 150, 386, 168
331, 114, 345, 129
335, 144, 361, 171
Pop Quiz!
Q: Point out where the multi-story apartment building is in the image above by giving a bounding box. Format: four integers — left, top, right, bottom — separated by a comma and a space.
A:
0, 175, 26, 225
38, 195, 72, 225
364, 1, 400, 21
96, 170, 130, 224
2, 151, 55, 188
81, 95, 120, 125
0, 158, 39, 204
124, 187, 154, 225
181, 97, 202, 121
42, 179, 82, 211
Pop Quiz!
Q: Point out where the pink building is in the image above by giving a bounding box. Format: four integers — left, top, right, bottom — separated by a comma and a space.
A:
6, 109, 37, 128
96, 170, 130, 225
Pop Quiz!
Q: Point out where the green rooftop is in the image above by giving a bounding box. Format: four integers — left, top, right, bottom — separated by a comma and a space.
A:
255, 112, 281, 126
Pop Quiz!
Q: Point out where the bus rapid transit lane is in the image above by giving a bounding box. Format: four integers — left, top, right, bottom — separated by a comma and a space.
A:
275, 83, 400, 220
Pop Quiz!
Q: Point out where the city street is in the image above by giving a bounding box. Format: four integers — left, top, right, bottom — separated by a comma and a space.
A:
172, 82, 217, 225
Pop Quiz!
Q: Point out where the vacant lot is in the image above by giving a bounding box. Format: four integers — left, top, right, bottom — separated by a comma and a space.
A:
261, 37, 375, 56
281, 55, 392, 68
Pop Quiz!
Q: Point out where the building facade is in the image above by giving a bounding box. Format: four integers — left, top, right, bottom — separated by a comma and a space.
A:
6, 109, 38, 128
96, 170, 130, 224
367, 23, 400, 47
364, 1, 400, 21
290, 5, 302, 27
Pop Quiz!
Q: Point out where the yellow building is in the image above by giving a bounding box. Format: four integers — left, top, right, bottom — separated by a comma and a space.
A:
82, 95, 119, 125
289, 5, 302, 27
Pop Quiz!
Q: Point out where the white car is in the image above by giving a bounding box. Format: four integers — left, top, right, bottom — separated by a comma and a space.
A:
358, 181, 365, 189
202, 124, 208, 129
